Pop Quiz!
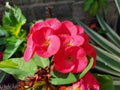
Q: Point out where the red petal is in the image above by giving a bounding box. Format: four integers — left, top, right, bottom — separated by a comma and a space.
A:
24, 35, 35, 62
62, 21, 77, 35
83, 72, 100, 90
45, 18, 61, 30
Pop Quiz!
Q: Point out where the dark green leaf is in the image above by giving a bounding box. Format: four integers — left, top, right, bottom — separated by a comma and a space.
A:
94, 74, 114, 90
115, 0, 120, 15
99, 0, 108, 8
83, 0, 94, 11
97, 15, 120, 48
96, 60, 120, 77
0, 29, 6, 37
0, 71, 8, 83
94, 46, 120, 73
76, 21, 120, 56
89, 0, 99, 16
0, 37, 6, 46
3, 37, 24, 59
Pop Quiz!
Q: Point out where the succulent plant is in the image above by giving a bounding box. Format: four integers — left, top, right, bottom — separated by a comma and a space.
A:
75, 0, 120, 80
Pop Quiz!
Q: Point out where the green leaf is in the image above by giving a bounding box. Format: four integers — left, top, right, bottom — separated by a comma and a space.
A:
76, 21, 120, 57
32, 54, 50, 68
115, 0, 120, 15
2, 2, 26, 37
0, 57, 37, 80
0, 37, 6, 46
96, 60, 120, 77
0, 60, 18, 68
94, 46, 120, 73
0, 71, 8, 83
99, 0, 108, 8
89, 0, 99, 16
3, 37, 24, 59
50, 58, 93, 85
0, 29, 6, 37
83, 0, 94, 11
97, 15, 120, 48
94, 74, 114, 90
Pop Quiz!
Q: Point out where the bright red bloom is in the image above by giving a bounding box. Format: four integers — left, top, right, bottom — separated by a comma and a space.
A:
76, 25, 85, 35
59, 35, 84, 49
54, 46, 88, 73
83, 72, 100, 90
32, 27, 60, 58
83, 43, 96, 68
45, 18, 61, 30
24, 18, 61, 61
24, 35, 36, 61
0, 52, 3, 61
89, 23, 96, 29
54, 21, 78, 36
70, 79, 88, 90
59, 72, 100, 90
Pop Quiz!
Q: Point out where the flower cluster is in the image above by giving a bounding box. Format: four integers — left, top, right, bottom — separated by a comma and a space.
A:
24, 18, 96, 74
59, 72, 99, 90
24, 18, 99, 90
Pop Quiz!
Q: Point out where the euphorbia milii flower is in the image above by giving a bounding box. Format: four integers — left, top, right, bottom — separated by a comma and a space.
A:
24, 34, 36, 61
30, 18, 61, 33
83, 72, 100, 90
0, 52, 3, 61
83, 43, 96, 68
32, 27, 60, 58
54, 20, 78, 36
59, 35, 84, 49
54, 46, 88, 73
59, 72, 100, 90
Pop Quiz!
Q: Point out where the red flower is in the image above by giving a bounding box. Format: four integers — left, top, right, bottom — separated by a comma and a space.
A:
54, 21, 78, 36
0, 52, 3, 60
54, 46, 88, 73
59, 35, 84, 49
24, 18, 61, 61
32, 27, 60, 58
24, 35, 36, 61
83, 72, 100, 90
89, 23, 96, 29
59, 72, 100, 90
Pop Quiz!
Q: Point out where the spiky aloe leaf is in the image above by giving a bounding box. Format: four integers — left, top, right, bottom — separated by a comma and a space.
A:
96, 60, 120, 77
76, 21, 120, 57
94, 46, 120, 73
75, 20, 120, 77
114, 0, 120, 15
97, 15, 120, 48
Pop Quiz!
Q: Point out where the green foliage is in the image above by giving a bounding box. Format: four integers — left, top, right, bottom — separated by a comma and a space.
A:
75, 1, 120, 87
83, 0, 107, 16
33, 54, 50, 68
94, 74, 114, 90
75, 20, 120, 77
0, 57, 37, 80
2, 2, 26, 37
115, 0, 120, 14
3, 37, 24, 59
0, 2, 27, 84
51, 58, 93, 85
0, 2, 27, 59
0, 54, 50, 80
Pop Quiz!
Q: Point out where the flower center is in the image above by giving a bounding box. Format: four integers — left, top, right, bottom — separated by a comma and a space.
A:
67, 56, 73, 61
67, 42, 72, 47
75, 87, 82, 90
44, 40, 50, 46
